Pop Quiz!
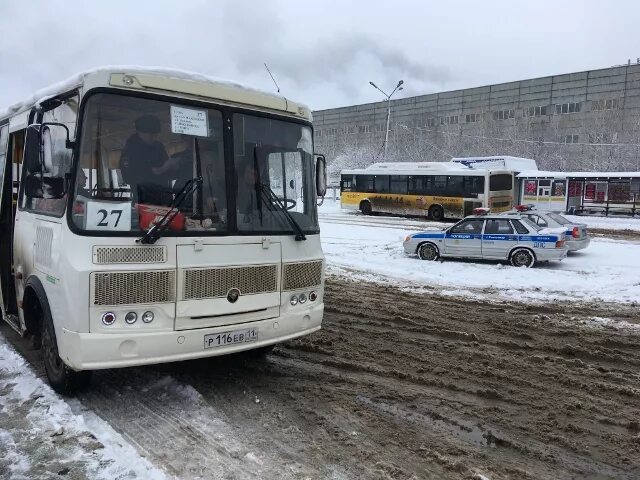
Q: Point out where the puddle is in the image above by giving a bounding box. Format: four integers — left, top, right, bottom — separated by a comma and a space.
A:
356, 395, 494, 448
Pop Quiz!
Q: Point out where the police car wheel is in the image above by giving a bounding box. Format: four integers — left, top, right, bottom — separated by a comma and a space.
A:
510, 248, 535, 268
418, 243, 439, 261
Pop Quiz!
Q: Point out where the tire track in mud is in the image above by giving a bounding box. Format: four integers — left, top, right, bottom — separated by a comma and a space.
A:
4, 276, 640, 479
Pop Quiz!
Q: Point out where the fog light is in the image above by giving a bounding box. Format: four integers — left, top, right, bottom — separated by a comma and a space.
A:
142, 311, 154, 323
290, 295, 298, 306
125, 312, 138, 324
309, 291, 317, 302
298, 293, 307, 304
101, 312, 116, 326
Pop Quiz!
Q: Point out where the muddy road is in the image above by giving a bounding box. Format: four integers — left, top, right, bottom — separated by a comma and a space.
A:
4, 277, 640, 479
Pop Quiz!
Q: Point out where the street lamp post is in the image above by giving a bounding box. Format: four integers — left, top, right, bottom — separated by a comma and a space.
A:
369, 79, 404, 158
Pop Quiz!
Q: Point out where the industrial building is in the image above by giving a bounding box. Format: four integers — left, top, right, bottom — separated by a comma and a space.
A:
313, 63, 640, 173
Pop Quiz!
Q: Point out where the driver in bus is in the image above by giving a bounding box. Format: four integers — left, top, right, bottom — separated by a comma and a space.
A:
119, 114, 171, 205
237, 162, 261, 221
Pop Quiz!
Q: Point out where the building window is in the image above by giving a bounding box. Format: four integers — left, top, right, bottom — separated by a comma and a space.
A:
465, 113, 481, 123
591, 98, 621, 111
358, 125, 372, 134
554, 102, 582, 114
525, 106, 547, 117
492, 109, 515, 120
426, 118, 436, 128
589, 132, 617, 144
440, 115, 459, 125
315, 129, 322, 137
561, 134, 579, 144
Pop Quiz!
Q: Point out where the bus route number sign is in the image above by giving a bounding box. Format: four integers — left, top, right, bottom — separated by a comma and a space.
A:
86, 201, 131, 231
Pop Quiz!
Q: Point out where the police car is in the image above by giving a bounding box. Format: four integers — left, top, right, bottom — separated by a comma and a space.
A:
403, 208, 568, 267
502, 205, 590, 252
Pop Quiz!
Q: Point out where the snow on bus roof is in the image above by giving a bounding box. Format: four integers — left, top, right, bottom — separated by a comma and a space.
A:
517, 170, 640, 179
341, 162, 486, 175
0, 65, 307, 120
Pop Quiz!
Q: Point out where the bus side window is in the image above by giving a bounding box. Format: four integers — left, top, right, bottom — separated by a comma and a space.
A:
355, 175, 374, 193
373, 175, 389, 193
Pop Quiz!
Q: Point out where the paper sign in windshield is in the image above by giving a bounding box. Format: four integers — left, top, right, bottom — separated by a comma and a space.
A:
170, 105, 209, 137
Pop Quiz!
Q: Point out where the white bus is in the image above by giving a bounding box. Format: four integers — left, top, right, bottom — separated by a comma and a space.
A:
0, 67, 327, 394
340, 162, 514, 220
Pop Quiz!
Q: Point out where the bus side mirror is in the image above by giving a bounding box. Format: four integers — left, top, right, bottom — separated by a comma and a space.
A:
315, 154, 327, 198
42, 126, 55, 173
24, 124, 42, 174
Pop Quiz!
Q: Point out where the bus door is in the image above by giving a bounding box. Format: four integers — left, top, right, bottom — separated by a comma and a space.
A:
444, 218, 484, 257
0, 124, 18, 317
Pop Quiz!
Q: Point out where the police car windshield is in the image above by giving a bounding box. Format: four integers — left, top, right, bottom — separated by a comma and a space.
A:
547, 212, 571, 225
71, 93, 318, 236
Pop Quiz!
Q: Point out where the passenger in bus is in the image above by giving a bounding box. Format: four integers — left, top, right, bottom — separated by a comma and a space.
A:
119, 114, 171, 205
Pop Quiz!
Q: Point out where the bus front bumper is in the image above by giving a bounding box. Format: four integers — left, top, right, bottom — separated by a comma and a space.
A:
59, 303, 324, 371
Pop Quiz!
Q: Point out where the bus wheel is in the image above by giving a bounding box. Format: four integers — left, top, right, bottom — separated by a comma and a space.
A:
418, 243, 439, 261
360, 201, 372, 215
510, 248, 535, 268
429, 205, 444, 221
42, 312, 91, 395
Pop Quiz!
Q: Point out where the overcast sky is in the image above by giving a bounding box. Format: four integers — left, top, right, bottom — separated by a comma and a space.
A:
1, 0, 639, 112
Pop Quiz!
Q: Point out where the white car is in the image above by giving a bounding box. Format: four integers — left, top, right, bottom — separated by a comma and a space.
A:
502, 206, 590, 252
403, 212, 568, 267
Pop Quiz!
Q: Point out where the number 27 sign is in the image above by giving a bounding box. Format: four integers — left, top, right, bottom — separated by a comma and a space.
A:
86, 201, 131, 231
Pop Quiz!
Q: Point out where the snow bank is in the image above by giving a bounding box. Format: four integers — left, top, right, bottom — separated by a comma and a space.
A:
564, 214, 640, 232
0, 336, 168, 480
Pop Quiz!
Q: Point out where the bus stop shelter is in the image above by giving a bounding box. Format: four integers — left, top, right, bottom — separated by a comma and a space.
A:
517, 171, 640, 216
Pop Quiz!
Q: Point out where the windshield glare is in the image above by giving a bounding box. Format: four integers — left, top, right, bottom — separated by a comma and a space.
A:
520, 217, 542, 231
72, 93, 318, 235
233, 113, 316, 232
547, 212, 571, 225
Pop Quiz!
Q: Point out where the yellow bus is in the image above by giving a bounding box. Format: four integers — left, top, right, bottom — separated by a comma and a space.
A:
340, 162, 514, 220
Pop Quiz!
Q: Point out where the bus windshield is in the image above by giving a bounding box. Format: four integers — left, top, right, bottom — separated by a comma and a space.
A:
72, 93, 318, 235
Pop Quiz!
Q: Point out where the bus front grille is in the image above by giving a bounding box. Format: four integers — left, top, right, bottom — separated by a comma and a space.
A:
183, 265, 278, 300
93, 270, 176, 305
282, 261, 324, 291
93, 246, 167, 264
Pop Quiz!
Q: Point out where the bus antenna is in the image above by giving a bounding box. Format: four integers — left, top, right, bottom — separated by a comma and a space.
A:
264, 63, 280, 93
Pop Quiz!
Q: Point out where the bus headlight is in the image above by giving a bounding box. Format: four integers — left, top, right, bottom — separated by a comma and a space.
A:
298, 293, 307, 304
309, 291, 318, 302
101, 312, 116, 326
142, 311, 154, 323
290, 295, 299, 306
125, 312, 138, 324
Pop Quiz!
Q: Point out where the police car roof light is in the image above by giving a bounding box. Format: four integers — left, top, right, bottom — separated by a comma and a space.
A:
515, 204, 533, 212
473, 207, 490, 216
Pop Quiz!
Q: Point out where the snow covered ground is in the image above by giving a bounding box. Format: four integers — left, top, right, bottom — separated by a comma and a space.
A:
319, 201, 640, 304
0, 336, 168, 480
564, 214, 640, 231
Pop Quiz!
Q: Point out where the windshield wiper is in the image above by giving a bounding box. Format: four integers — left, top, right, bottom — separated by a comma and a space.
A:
137, 176, 203, 245
259, 183, 306, 241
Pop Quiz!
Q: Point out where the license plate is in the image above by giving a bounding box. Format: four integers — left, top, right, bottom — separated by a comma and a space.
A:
204, 328, 258, 349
